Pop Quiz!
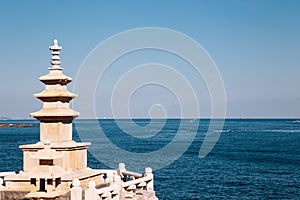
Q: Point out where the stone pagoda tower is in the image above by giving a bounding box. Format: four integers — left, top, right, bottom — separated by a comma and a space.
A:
4, 40, 103, 198
30, 39, 79, 144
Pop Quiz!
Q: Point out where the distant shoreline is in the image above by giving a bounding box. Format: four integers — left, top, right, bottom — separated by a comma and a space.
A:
0, 123, 35, 128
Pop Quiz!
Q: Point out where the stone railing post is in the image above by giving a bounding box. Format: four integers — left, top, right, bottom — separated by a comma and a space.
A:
144, 167, 154, 191
118, 163, 126, 171
85, 181, 98, 200
106, 171, 114, 184
112, 172, 122, 199
0, 177, 4, 200
71, 179, 82, 200
118, 163, 127, 182
0, 177, 4, 188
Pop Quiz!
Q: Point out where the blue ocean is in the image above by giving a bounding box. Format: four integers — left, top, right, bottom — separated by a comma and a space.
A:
0, 119, 299, 199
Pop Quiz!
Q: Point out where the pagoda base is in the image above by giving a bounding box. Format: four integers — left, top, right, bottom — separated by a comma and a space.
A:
3, 140, 105, 198
4, 168, 104, 196
20, 140, 91, 172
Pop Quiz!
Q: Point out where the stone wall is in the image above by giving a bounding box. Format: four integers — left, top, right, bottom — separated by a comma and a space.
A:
0, 191, 70, 200
0, 190, 29, 200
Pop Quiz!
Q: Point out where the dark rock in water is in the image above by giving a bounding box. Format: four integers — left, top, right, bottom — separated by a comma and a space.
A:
0, 123, 34, 128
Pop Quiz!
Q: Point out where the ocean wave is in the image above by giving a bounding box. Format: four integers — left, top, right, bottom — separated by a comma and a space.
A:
212, 129, 233, 133
261, 129, 300, 133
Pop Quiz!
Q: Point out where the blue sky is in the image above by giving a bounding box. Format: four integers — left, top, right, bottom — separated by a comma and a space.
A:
0, 0, 299, 119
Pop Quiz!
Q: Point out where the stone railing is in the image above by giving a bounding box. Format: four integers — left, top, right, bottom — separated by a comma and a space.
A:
71, 163, 157, 200
0, 172, 16, 187
0, 172, 17, 200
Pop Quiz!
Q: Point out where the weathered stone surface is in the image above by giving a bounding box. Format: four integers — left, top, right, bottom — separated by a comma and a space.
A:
3, 40, 104, 199
2, 39, 158, 200
0, 190, 29, 200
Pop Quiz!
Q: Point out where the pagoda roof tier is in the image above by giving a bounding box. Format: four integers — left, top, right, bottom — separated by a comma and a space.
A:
39, 72, 72, 85
31, 143, 63, 160
34, 90, 77, 102
20, 141, 91, 151
28, 165, 66, 179
30, 108, 79, 120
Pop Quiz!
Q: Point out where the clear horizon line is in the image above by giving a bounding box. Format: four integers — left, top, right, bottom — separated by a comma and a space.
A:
1, 117, 300, 120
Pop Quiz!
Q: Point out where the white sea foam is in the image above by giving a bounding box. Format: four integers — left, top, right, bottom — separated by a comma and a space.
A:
261, 129, 300, 133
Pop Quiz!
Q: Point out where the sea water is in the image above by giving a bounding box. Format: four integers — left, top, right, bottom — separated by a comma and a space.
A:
0, 119, 299, 199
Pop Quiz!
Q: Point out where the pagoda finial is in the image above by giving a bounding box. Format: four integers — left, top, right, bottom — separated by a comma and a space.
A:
49, 39, 62, 68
